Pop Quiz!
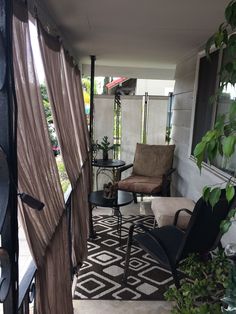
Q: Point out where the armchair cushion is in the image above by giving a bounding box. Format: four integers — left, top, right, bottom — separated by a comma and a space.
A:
132, 143, 175, 177
118, 175, 163, 194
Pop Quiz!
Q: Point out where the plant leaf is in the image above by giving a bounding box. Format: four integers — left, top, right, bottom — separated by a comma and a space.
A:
194, 142, 206, 157
223, 135, 236, 157
228, 207, 236, 219
226, 184, 235, 202
225, 1, 236, 29
209, 187, 221, 208
203, 186, 211, 202
220, 220, 232, 234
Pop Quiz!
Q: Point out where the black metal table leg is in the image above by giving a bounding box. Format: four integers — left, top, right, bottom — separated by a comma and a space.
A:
88, 204, 97, 240
114, 207, 122, 244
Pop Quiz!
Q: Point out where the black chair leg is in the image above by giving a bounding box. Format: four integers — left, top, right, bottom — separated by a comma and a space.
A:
122, 224, 135, 283
171, 267, 180, 289
132, 192, 137, 203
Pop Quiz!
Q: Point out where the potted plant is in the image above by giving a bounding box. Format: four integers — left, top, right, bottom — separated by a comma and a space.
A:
165, 251, 231, 314
97, 136, 116, 161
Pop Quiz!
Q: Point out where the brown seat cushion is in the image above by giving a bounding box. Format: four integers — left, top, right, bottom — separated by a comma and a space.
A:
118, 175, 163, 194
132, 143, 175, 177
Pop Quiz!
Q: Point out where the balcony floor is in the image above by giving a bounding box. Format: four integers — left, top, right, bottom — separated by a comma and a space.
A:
73, 198, 172, 314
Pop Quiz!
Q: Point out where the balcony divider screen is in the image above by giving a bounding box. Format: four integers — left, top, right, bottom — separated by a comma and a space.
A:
13, 2, 73, 314
38, 22, 91, 268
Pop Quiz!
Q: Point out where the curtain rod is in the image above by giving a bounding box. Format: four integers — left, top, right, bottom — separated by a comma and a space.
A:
27, 0, 80, 64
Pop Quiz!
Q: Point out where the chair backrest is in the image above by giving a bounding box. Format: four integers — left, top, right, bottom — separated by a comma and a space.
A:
132, 143, 175, 177
177, 189, 235, 262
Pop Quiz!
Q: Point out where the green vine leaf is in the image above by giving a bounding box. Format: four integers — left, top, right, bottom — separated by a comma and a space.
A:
225, 0, 236, 29
203, 186, 211, 202
220, 219, 232, 234
193, 142, 206, 170
209, 187, 221, 208
222, 135, 236, 157
226, 184, 235, 202
228, 207, 236, 219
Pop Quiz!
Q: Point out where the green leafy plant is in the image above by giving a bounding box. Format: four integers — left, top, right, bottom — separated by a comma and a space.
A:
165, 251, 231, 314
97, 136, 117, 160
222, 264, 236, 313
190, 2, 236, 313
40, 84, 60, 155
193, 0, 236, 233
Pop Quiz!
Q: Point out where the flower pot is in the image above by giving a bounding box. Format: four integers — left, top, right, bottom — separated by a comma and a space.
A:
102, 150, 108, 161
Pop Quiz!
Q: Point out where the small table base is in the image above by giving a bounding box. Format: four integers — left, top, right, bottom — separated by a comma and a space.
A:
88, 190, 133, 242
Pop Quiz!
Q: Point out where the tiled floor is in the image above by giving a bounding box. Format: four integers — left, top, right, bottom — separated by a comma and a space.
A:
73, 300, 172, 314
73, 198, 172, 314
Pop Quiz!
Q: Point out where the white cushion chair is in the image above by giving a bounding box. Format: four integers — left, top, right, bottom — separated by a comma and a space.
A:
151, 197, 195, 229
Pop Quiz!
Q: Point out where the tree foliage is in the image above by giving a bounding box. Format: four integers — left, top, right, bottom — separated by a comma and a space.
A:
40, 84, 59, 152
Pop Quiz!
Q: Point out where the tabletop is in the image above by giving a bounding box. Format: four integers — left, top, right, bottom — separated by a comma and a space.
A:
88, 190, 133, 208
92, 159, 125, 168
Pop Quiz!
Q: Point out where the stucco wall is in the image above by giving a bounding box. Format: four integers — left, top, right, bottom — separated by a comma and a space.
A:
172, 52, 236, 246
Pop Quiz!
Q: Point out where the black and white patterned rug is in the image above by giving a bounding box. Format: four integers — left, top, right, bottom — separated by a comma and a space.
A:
73, 215, 175, 300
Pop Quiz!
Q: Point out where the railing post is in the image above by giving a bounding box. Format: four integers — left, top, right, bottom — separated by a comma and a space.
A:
89, 55, 96, 142
0, 0, 19, 312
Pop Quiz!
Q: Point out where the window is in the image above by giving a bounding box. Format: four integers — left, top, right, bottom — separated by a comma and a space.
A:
192, 49, 236, 176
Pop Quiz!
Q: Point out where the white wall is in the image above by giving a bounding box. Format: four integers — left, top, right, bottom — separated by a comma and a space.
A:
172, 51, 236, 246
136, 79, 175, 96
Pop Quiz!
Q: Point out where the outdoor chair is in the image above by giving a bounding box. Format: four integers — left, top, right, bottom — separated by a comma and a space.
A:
117, 143, 175, 202
122, 189, 235, 288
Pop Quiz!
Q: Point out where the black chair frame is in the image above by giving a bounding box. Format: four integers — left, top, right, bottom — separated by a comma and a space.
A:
122, 190, 235, 289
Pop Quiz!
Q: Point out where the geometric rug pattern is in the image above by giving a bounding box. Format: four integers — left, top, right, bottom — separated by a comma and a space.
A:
74, 215, 175, 300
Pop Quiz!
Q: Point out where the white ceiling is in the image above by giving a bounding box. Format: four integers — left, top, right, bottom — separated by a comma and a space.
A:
41, 0, 229, 77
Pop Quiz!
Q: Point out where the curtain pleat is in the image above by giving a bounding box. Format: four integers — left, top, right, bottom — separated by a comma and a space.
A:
13, 3, 73, 314
38, 23, 91, 268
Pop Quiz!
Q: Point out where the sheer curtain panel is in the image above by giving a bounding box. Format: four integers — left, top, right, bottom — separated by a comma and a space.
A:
13, 2, 73, 313
38, 23, 91, 269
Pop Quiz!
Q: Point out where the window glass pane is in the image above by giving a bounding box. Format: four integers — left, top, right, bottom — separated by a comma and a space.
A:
192, 50, 219, 153
212, 50, 236, 175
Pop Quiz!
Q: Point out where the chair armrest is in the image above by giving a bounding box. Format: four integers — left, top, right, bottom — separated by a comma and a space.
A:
117, 163, 133, 180
173, 208, 193, 226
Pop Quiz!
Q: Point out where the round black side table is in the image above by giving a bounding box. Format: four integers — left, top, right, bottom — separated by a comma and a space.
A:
92, 159, 125, 189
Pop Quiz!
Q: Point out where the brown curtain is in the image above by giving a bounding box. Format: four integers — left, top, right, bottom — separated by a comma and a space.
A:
13, 2, 73, 314
38, 23, 91, 268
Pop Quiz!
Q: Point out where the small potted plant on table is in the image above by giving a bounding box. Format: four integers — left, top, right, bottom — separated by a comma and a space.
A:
97, 136, 116, 161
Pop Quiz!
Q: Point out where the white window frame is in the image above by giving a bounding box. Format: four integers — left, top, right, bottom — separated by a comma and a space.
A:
188, 47, 236, 182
